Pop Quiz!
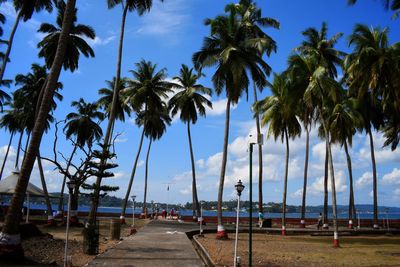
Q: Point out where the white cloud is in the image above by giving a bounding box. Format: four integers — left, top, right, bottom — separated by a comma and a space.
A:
206, 98, 238, 116
307, 170, 348, 196
172, 171, 191, 182
382, 168, 400, 185
196, 159, 204, 168
137, 160, 144, 167
356, 172, 373, 188
136, 0, 189, 36
112, 171, 126, 180
85, 35, 116, 47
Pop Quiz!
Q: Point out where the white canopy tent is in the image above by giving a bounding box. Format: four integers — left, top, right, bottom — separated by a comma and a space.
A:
0, 171, 57, 222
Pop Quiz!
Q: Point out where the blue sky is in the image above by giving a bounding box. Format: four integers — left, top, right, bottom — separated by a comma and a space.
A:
0, 0, 399, 207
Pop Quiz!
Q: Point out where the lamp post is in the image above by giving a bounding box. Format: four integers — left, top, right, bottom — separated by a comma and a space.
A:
248, 133, 263, 267
64, 179, 76, 267
131, 195, 136, 230
151, 200, 154, 219
386, 208, 390, 232
234, 180, 245, 267
199, 201, 204, 237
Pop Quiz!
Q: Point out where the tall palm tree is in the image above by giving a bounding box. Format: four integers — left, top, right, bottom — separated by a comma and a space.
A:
227, 0, 279, 215
344, 24, 398, 228
329, 96, 363, 229
56, 98, 104, 215
119, 60, 174, 223
348, 0, 400, 18
0, 0, 78, 257
0, 0, 55, 84
294, 22, 344, 228
193, 8, 269, 239
138, 104, 171, 217
169, 64, 212, 220
255, 73, 301, 235
37, 0, 95, 72
89, 0, 163, 227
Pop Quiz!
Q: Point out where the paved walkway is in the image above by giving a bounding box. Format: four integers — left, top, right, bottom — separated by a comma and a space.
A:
87, 220, 204, 267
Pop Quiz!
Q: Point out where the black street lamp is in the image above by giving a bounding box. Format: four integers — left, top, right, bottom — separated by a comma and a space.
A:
64, 179, 76, 267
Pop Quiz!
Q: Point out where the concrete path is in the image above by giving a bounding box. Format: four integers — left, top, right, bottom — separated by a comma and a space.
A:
87, 220, 204, 267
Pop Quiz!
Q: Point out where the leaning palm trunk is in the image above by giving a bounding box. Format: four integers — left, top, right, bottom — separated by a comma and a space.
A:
367, 127, 379, 228
21, 132, 31, 166
253, 82, 263, 214
88, 2, 129, 226
281, 128, 290, 235
57, 144, 78, 215
120, 127, 145, 223
142, 139, 152, 218
0, 0, 76, 256
187, 122, 200, 219
323, 141, 329, 228
0, 132, 14, 179
300, 125, 310, 227
36, 151, 53, 224
14, 131, 23, 170
0, 12, 21, 83
216, 98, 231, 239
344, 140, 355, 228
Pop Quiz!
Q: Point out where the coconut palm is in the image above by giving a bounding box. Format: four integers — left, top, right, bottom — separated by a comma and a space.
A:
294, 22, 345, 227
119, 60, 174, 223
255, 72, 301, 235
138, 103, 171, 217
227, 0, 279, 214
193, 8, 269, 239
348, 0, 400, 18
0, 0, 79, 256
329, 96, 363, 228
56, 98, 104, 214
0, 0, 55, 84
37, 0, 95, 72
168, 64, 212, 220
344, 24, 399, 228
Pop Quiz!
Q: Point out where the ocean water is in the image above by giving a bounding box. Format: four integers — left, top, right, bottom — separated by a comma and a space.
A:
26, 203, 400, 219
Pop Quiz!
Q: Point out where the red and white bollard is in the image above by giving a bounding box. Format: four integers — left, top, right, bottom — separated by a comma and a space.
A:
373, 223, 379, 229
300, 220, 305, 228
55, 210, 63, 219
333, 231, 340, 247
323, 223, 329, 229
216, 225, 228, 239
281, 225, 286, 235
348, 220, 353, 229
120, 215, 126, 224
47, 215, 54, 225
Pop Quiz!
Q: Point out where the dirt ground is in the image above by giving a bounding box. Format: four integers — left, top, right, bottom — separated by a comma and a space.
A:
16, 218, 149, 267
197, 233, 400, 266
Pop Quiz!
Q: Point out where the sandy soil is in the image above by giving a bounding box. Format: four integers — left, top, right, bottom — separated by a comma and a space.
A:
8, 218, 149, 267
197, 233, 400, 266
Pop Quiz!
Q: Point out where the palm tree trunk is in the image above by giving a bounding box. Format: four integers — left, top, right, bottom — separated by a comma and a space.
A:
0, 132, 14, 179
216, 98, 231, 239
142, 139, 152, 218
187, 122, 200, 219
21, 132, 31, 165
282, 128, 289, 235
57, 144, 78, 215
14, 131, 23, 170
120, 127, 145, 222
344, 140, 355, 229
0, 0, 76, 256
300, 124, 310, 227
0, 11, 21, 84
88, 3, 128, 227
323, 140, 329, 228
36, 150, 53, 224
367, 127, 379, 228
253, 82, 263, 214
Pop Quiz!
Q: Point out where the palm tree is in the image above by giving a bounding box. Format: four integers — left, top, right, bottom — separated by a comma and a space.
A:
56, 98, 104, 216
344, 24, 398, 228
119, 60, 174, 223
255, 73, 301, 235
37, 0, 95, 72
169, 64, 212, 220
0, 0, 54, 84
88, 0, 163, 227
294, 22, 344, 228
193, 8, 269, 239
227, 0, 279, 215
0, 0, 78, 257
138, 103, 171, 217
